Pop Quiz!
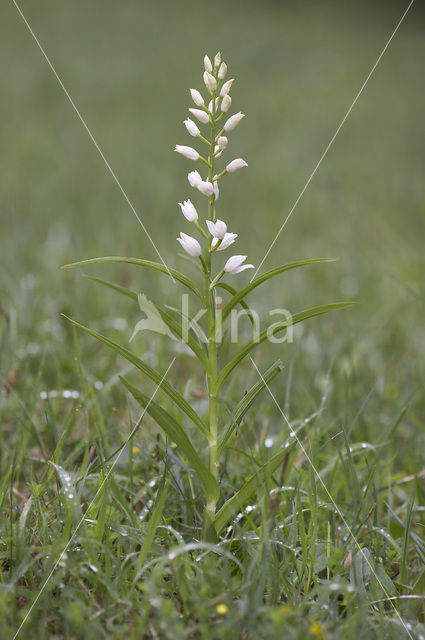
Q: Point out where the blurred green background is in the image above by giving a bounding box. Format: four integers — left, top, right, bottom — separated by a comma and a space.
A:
1, 0, 424, 412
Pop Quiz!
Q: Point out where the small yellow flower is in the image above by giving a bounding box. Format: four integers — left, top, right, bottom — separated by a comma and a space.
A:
309, 620, 324, 637
132, 446, 140, 454
215, 604, 229, 616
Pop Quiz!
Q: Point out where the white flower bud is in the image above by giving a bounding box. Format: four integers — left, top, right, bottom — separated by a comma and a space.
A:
177, 232, 202, 257
213, 232, 237, 251
206, 219, 227, 239
221, 94, 232, 112
204, 70, 217, 92
223, 112, 245, 132
214, 145, 222, 158
220, 79, 234, 97
217, 136, 228, 149
218, 62, 227, 80
214, 52, 221, 68
190, 88, 204, 106
204, 55, 213, 72
198, 181, 214, 196
178, 199, 198, 222
213, 180, 219, 201
226, 158, 248, 172
184, 118, 200, 137
174, 145, 199, 161
224, 255, 254, 274
188, 170, 202, 187
188, 108, 210, 124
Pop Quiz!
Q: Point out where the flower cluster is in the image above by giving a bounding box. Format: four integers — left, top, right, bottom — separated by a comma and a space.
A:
174, 52, 253, 282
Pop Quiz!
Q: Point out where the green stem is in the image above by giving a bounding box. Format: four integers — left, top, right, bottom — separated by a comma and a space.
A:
205, 87, 219, 521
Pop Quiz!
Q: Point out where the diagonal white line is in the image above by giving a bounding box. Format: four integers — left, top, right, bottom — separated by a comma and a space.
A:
252, 0, 415, 281
248, 356, 414, 640
11, 0, 175, 282
12, 358, 176, 640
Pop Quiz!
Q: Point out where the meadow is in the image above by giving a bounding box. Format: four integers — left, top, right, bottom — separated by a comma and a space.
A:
1, 1, 424, 638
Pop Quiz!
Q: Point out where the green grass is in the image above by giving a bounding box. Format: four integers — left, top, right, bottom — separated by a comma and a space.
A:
1, 1, 424, 638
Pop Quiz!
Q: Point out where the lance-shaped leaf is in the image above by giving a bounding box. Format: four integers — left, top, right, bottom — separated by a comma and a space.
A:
83, 276, 208, 367
120, 377, 219, 504
213, 441, 297, 535
222, 258, 337, 321
216, 282, 256, 328
62, 256, 203, 301
218, 360, 284, 454
83, 274, 138, 302
63, 316, 210, 440
214, 302, 354, 392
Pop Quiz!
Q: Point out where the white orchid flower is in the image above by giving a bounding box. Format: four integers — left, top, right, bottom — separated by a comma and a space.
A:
198, 181, 214, 196
226, 158, 248, 173
188, 170, 202, 187
177, 232, 202, 257
184, 118, 200, 137
189, 108, 210, 124
224, 112, 245, 132
218, 62, 227, 80
221, 94, 231, 113
224, 255, 254, 274
204, 54, 213, 72
190, 88, 204, 106
220, 79, 234, 97
204, 71, 217, 92
212, 232, 237, 251
178, 199, 198, 222
206, 219, 227, 239
175, 145, 199, 161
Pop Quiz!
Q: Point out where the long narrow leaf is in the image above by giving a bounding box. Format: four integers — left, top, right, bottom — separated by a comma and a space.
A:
62, 256, 203, 300
222, 258, 337, 321
216, 282, 257, 328
83, 276, 208, 367
63, 315, 210, 439
83, 274, 138, 302
218, 360, 284, 454
120, 377, 219, 503
213, 441, 297, 535
215, 302, 354, 392
154, 303, 208, 368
